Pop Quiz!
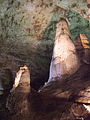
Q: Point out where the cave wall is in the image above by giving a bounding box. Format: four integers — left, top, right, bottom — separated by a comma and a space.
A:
0, 0, 90, 91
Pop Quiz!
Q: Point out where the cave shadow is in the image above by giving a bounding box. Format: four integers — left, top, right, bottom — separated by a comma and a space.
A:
34, 63, 90, 119
28, 63, 90, 119
30, 19, 58, 90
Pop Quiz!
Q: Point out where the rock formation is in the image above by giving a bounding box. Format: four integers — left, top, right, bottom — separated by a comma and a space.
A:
48, 18, 80, 82
5, 61, 90, 120
0, 0, 89, 90
5, 16, 90, 120
6, 66, 31, 120
0, 0, 90, 119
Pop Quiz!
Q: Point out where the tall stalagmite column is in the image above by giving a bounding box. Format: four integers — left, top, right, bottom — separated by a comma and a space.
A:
48, 18, 80, 82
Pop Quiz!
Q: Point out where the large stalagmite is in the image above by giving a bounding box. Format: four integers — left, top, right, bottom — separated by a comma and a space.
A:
48, 18, 80, 82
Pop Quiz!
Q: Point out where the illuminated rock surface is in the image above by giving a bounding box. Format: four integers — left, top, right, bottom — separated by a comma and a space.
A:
0, 0, 90, 119
0, 0, 89, 90
5, 64, 90, 120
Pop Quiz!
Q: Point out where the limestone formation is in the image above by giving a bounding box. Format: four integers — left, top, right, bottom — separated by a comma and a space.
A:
6, 65, 31, 120
0, 0, 89, 90
6, 63, 90, 120
48, 18, 80, 82
0, 0, 90, 119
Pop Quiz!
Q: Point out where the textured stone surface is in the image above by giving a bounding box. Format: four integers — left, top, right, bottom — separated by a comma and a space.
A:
5, 64, 90, 120
0, 0, 90, 91
0, 0, 90, 118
